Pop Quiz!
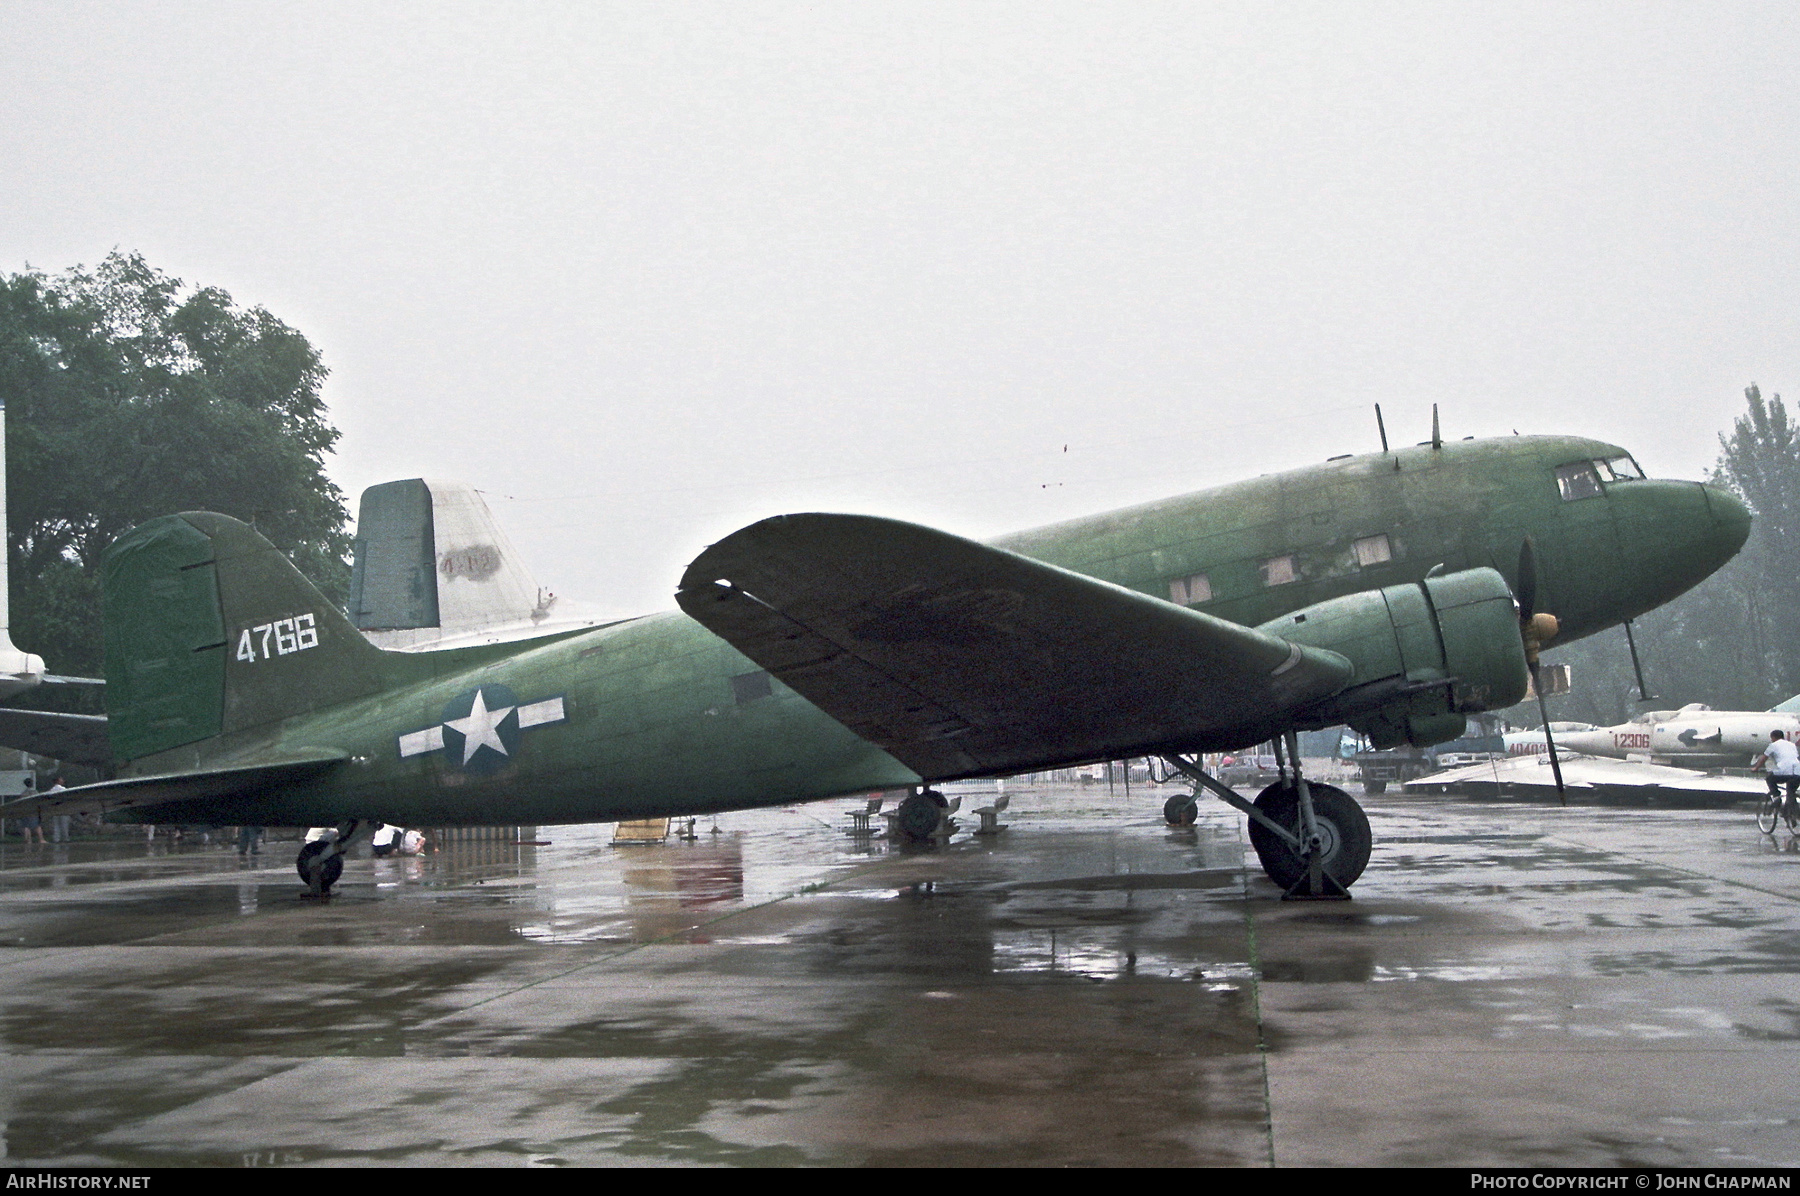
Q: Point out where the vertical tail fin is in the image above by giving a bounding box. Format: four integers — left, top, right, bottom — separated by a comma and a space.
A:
103, 513, 384, 762
349, 478, 565, 649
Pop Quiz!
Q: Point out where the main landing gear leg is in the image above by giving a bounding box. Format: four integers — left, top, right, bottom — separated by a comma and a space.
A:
1160, 741, 1369, 899
1275, 732, 1353, 901
296, 819, 370, 898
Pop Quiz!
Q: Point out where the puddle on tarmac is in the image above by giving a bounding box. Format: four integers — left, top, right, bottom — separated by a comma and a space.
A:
8, 789, 1800, 1165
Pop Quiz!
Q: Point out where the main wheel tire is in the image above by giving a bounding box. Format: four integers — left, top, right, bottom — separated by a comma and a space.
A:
1246, 781, 1373, 890
1163, 794, 1199, 826
1758, 797, 1780, 834
1364, 779, 1387, 794
896, 793, 946, 841
296, 839, 345, 892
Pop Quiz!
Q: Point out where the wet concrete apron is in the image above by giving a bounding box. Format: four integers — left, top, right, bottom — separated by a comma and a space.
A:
1, 785, 1798, 1167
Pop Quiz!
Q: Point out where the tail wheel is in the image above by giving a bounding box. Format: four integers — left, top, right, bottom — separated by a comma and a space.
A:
296, 839, 345, 893
1246, 781, 1372, 890
1163, 794, 1198, 826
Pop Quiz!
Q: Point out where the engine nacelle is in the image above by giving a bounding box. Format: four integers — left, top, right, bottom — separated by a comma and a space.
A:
1256, 567, 1529, 749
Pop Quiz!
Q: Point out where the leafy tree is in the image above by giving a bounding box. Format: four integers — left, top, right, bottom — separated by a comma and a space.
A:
1, 252, 350, 688
1539, 384, 1800, 725
1712, 383, 1800, 699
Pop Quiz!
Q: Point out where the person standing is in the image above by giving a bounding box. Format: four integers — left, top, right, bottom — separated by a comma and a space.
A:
1753, 730, 1800, 827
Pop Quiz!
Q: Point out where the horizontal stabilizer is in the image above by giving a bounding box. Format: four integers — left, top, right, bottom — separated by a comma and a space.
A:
0, 708, 110, 766
677, 513, 1354, 778
0, 748, 349, 821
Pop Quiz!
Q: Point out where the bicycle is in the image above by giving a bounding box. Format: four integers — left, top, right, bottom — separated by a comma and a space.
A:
1758, 790, 1783, 834
1757, 779, 1800, 834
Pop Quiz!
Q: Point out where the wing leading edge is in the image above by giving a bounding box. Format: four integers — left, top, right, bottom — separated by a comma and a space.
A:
677, 513, 1355, 779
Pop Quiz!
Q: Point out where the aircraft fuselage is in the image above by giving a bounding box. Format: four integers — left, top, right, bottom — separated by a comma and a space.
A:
120, 434, 1752, 827
1000, 434, 1746, 645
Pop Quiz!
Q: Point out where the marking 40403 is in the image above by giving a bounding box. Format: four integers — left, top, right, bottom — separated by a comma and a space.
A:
236, 613, 319, 662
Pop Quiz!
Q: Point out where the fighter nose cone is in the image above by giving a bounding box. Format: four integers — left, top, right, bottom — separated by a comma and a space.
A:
1702, 484, 1752, 556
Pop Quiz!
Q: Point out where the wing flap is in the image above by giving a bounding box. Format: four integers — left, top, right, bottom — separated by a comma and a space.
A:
677, 514, 1353, 778
685, 584, 982, 774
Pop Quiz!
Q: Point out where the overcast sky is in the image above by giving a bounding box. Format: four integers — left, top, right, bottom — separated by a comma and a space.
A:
5, 2, 1797, 615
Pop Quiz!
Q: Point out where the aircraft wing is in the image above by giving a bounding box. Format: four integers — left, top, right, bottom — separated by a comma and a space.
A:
0, 749, 349, 820
676, 514, 1355, 779
0, 708, 111, 766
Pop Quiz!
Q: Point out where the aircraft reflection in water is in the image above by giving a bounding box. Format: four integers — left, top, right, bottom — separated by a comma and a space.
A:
8, 431, 1752, 901
619, 834, 746, 942
499, 830, 748, 945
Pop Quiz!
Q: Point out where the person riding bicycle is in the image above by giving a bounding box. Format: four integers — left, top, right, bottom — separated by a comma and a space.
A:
1753, 730, 1800, 826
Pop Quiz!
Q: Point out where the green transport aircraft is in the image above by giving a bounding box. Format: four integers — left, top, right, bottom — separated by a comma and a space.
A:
3, 432, 1751, 898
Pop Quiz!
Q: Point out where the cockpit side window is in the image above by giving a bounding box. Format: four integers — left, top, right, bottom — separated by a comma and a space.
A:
1595, 455, 1644, 482
1555, 462, 1604, 501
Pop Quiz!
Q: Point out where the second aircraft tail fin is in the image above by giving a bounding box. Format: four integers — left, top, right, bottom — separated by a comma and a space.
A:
349, 478, 561, 649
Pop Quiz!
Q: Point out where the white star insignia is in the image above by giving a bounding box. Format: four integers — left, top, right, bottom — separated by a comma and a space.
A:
443, 689, 516, 765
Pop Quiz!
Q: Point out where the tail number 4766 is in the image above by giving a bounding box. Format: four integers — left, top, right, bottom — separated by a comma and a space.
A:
236, 614, 320, 663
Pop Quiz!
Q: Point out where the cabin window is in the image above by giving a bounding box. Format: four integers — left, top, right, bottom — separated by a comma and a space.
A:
1595, 455, 1644, 482
1353, 534, 1392, 567
1260, 555, 1297, 586
1555, 462, 1604, 501
731, 671, 772, 704
1169, 573, 1212, 605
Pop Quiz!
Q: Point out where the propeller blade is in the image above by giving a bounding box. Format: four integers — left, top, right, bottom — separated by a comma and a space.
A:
1531, 661, 1567, 806
1516, 538, 1538, 621
1516, 537, 1564, 803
